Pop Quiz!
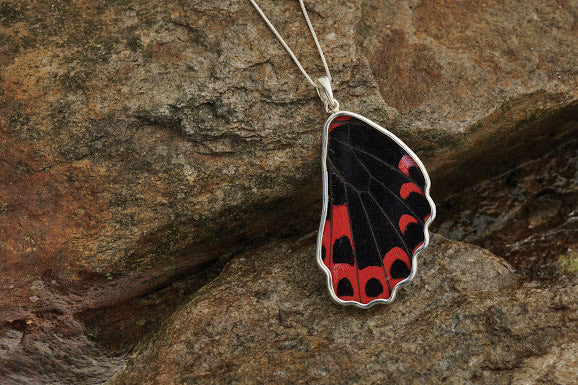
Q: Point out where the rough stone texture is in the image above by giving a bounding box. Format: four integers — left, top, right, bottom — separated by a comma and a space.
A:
2, 0, 366, 288
0, 0, 576, 383
1, 0, 576, 298
0, 258, 220, 384
110, 234, 577, 385
360, 0, 578, 196
0, 2, 382, 358
437, 138, 578, 277
0, 1, 375, 379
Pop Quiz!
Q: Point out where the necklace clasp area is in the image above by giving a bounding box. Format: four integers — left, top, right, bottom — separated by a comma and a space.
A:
316, 76, 339, 114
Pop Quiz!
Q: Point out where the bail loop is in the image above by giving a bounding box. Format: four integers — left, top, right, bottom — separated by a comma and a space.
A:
315, 76, 340, 114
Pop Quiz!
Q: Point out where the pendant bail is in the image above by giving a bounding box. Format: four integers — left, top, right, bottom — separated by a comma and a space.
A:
316, 76, 340, 114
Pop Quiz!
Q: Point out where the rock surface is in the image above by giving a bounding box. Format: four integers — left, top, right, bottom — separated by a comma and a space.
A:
360, 0, 577, 197
0, 2, 378, 361
1, 0, 576, 295
110, 234, 577, 385
0, 0, 576, 383
437, 138, 578, 277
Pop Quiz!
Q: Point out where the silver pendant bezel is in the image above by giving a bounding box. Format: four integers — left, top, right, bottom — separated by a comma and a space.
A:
316, 110, 436, 309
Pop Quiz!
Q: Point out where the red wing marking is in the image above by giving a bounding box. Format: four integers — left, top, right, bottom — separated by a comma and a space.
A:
331, 205, 352, 240
334, 115, 352, 122
400, 183, 424, 199
399, 214, 418, 234
358, 266, 390, 302
329, 122, 340, 132
412, 242, 424, 254
330, 263, 359, 301
329, 116, 352, 133
329, 204, 360, 301
398, 155, 418, 176
383, 247, 411, 288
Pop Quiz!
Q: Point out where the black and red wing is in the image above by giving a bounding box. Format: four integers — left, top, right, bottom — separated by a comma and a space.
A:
318, 112, 435, 307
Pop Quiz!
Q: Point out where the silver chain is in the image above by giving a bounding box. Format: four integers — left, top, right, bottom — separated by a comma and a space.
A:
248, 0, 333, 90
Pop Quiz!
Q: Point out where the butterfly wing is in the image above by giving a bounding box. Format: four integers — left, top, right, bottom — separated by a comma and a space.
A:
317, 112, 435, 307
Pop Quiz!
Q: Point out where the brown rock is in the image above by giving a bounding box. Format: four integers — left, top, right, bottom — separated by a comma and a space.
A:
360, 0, 577, 196
1, 0, 575, 301
110, 234, 577, 384
0, 0, 576, 383
0, 0, 380, 323
0, 0, 378, 381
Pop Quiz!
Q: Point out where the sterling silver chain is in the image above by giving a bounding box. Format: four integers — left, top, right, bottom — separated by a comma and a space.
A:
248, 0, 340, 113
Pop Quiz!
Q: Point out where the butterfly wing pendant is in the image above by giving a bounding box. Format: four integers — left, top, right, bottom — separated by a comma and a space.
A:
316, 111, 436, 308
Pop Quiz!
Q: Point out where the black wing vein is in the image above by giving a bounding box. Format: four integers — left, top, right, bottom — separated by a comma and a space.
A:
328, 170, 334, 272
342, 179, 362, 300
327, 158, 425, 226
330, 136, 423, 187
328, 160, 414, 261
356, 191, 393, 293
